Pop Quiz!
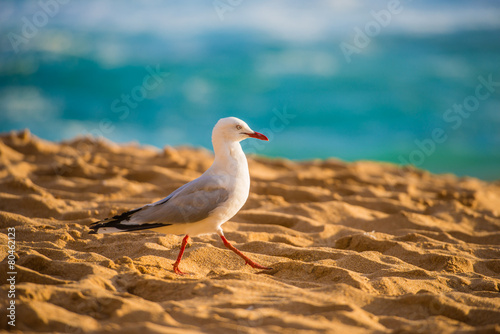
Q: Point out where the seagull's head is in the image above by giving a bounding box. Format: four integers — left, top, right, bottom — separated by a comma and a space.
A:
213, 117, 269, 143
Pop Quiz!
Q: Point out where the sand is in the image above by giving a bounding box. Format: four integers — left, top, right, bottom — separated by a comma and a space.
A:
0, 129, 499, 334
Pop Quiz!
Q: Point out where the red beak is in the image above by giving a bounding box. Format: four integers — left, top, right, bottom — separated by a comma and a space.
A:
245, 131, 269, 141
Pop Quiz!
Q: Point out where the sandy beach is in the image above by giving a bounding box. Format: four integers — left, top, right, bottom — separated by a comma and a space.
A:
1, 129, 499, 333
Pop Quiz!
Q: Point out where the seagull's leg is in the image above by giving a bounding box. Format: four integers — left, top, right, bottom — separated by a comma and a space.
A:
173, 235, 189, 275
217, 229, 271, 270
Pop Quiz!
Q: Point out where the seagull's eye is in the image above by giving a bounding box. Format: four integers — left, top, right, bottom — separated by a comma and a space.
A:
236, 125, 242, 130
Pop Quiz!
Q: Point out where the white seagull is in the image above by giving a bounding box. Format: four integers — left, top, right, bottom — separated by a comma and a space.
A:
89, 117, 271, 274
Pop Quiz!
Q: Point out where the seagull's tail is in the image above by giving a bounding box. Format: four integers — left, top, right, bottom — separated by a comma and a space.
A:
89, 208, 144, 234
90, 207, 169, 234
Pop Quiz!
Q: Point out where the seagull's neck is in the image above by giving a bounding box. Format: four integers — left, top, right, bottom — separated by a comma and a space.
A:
210, 137, 248, 176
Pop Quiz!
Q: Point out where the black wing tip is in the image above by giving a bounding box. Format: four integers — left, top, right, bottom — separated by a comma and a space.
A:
109, 223, 173, 232
89, 207, 143, 231
88, 207, 173, 234
88, 223, 173, 234
110, 207, 142, 221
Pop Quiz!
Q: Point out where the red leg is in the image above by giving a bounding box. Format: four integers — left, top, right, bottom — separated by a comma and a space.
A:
173, 235, 189, 275
220, 235, 271, 270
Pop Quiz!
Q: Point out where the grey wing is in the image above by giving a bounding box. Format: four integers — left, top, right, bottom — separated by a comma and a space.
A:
125, 175, 230, 225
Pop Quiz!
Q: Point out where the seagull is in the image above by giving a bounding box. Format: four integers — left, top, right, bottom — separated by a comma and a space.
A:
89, 117, 271, 275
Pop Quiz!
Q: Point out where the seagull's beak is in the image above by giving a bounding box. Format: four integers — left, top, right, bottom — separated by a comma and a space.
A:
245, 131, 269, 141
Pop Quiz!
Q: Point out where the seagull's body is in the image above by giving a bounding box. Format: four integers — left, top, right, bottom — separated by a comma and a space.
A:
89, 117, 270, 274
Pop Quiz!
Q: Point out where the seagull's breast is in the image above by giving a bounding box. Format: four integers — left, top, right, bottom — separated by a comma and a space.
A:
209, 152, 250, 224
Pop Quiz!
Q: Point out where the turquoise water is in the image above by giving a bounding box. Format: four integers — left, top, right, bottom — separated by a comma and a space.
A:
1, 1, 499, 180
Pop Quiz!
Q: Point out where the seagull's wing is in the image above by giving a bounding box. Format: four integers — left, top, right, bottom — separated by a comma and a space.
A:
89, 174, 230, 233
131, 174, 230, 224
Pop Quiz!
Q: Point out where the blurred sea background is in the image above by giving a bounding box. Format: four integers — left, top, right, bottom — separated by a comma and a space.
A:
1, 0, 499, 180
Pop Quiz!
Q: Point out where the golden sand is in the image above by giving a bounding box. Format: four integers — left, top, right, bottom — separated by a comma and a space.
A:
1, 130, 499, 333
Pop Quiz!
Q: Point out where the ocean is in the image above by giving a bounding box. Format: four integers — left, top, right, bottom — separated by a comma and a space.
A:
1, 0, 499, 180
